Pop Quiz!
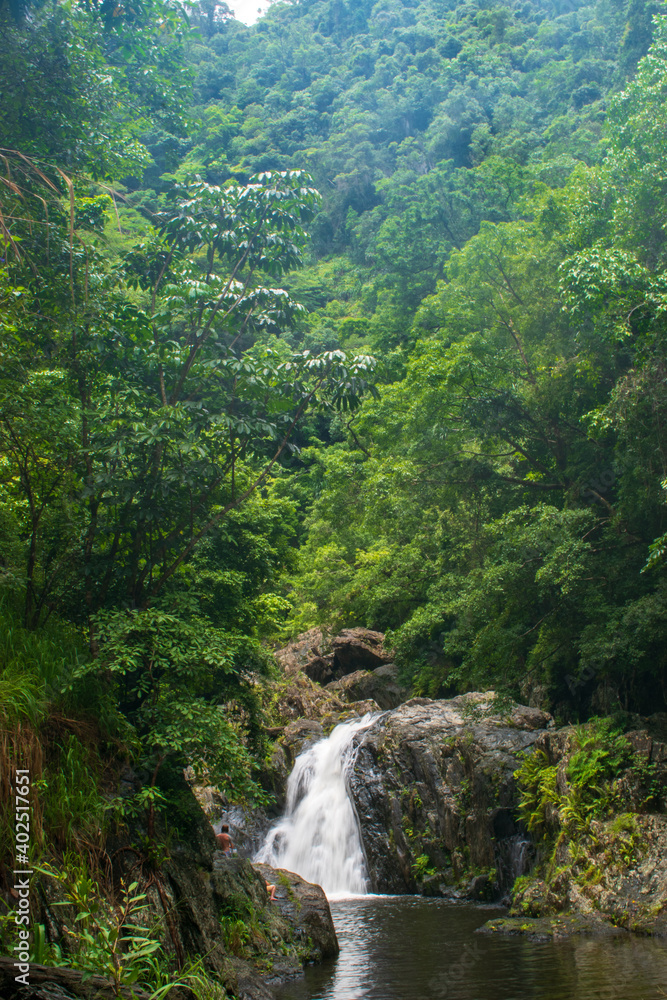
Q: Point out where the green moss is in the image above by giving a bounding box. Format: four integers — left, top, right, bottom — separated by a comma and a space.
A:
277, 872, 302, 911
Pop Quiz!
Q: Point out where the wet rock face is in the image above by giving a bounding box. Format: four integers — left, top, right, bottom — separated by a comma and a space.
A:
187, 763, 280, 860
347, 693, 553, 898
276, 627, 391, 685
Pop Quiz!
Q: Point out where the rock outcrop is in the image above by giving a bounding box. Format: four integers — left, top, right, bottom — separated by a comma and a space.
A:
275, 627, 392, 685
281, 718, 326, 766
269, 664, 380, 730
348, 692, 552, 897
485, 720, 667, 938
252, 864, 339, 962
268, 627, 407, 735
343, 694, 667, 939
325, 662, 409, 710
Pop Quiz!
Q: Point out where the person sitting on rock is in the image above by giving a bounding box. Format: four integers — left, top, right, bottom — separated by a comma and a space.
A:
266, 881, 277, 901
216, 824, 233, 855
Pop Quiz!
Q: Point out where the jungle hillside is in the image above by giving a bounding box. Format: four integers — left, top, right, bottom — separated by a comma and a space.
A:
1, 0, 667, 993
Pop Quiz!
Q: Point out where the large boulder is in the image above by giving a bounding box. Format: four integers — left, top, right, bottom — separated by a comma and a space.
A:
252, 864, 339, 962
330, 628, 390, 675
281, 718, 326, 765
347, 692, 553, 897
275, 627, 391, 685
326, 663, 409, 710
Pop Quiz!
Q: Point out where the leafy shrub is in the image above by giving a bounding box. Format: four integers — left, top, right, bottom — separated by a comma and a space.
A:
38, 860, 162, 990
517, 718, 659, 844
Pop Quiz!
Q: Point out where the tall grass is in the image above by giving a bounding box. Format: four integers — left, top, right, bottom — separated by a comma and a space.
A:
0, 596, 89, 694
0, 598, 129, 867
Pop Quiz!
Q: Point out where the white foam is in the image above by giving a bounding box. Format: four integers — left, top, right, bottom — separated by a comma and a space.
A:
255, 715, 374, 896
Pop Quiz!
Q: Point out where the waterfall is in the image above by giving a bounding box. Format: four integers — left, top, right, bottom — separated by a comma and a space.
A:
496, 833, 533, 900
255, 715, 374, 897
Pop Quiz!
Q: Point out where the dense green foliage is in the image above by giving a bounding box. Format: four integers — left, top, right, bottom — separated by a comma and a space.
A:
183, 0, 658, 343
1, 0, 666, 900
1, 0, 666, 987
164, 0, 667, 716
0, 0, 377, 846
516, 719, 656, 840
248, 1, 667, 716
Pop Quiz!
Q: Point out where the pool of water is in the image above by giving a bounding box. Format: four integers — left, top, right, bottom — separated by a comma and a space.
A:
275, 896, 667, 1000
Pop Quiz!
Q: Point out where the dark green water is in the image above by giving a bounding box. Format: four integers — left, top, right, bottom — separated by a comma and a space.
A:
275, 896, 667, 1000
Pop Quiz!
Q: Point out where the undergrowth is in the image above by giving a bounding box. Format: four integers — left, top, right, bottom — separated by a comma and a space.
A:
512, 717, 661, 913
0, 600, 132, 871
21, 859, 229, 999
516, 717, 658, 844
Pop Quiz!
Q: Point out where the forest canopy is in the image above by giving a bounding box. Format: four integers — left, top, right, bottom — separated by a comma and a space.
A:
1, 0, 666, 864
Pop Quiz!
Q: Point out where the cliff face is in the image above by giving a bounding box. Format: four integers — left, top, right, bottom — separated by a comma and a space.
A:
343, 695, 667, 936
347, 693, 552, 898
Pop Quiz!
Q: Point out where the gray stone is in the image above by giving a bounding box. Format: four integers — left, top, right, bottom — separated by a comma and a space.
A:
347, 693, 551, 896
252, 863, 339, 961
281, 719, 326, 766
275, 627, 392, 685
326, 663, 408, 710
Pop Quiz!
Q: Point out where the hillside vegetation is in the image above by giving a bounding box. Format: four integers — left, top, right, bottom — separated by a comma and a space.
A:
0, 0, 666, 987
177, 0, 667, 712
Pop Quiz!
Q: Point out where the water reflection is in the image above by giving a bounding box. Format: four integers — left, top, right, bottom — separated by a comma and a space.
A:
275, 897, 667, 1000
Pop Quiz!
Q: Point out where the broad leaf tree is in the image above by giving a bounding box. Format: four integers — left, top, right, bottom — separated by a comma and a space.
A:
0, 170, 377, 636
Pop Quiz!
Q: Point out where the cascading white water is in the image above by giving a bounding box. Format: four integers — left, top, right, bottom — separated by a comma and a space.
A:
255, 715, 374, 897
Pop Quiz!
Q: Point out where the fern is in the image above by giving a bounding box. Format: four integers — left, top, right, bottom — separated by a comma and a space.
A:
515, 749, 560, 839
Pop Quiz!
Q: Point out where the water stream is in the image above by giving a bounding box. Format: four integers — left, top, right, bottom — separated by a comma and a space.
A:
275, 896, 667, 1000
257, 721, 667, 1000
255, 715, 373, 896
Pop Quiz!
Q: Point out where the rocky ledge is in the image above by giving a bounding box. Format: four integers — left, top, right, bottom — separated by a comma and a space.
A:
276, 627, 392, 683
186, 627, 408, 856
344, 693, 667, 937
271, 627, 409, 725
